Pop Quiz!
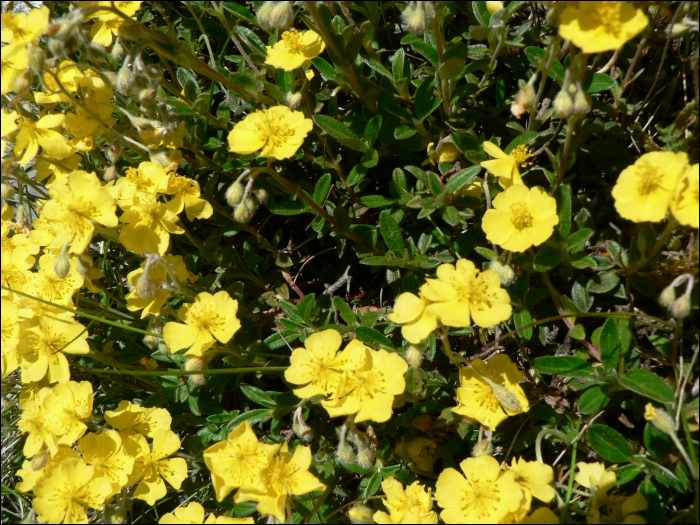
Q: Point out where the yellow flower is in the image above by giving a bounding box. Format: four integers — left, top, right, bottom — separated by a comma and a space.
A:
480, 141, 533, 188
1, 42, 28, 95
42, 381, 94, 449
165, 173, 213, 220
387, 292, 439, 344
40, 170, 119, 254
285, 329, 364, 398
23, 253, 84, 306
32, 457, 112, 524
520, 507, 560, 524
78, 430, 135, 497
112, 162, 170, 206
453, 354, 529, 429
265, 28, 326, 71
575, 461, 617, 512
18, 313, 89, 384
1, 297, 20, 379
158, 502, 255, 524
118, 192, 184, 255
1, 6, 49, 44
508, 457, 556, 504
394, 437, 438, 472
104, 400, 172, 437
435, 455, 527, 524
163, 291, 241, 356
36, 153, 81, 185
122, 428, 189, 506
203, 420, 280, 502
612, 151, 689, 223
228, 106, 313, 160
16, 446, 80, 493
482, 183, 559, 252
17, 386, 57, 457
322, 340, 408, 423
1, 108, 19, 137
559, 1, 648, 54
426, 141, 460, 165
373, 477, 438, 524
420, 259, 512, 328
235, 442, 325, 523
125, 254, 192, 318
485, 1, 505, 15
88, 1, 143, 46
592, 492, 648, 524
671, 163, 699, 228
14, 114, 75, 167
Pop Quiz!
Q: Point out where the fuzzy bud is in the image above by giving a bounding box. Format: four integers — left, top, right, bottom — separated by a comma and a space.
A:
573, 89, 591, 115
30, 450, 49, 471
405, 345, 423, 369
27, 43, 46, 75
14, 71, 32, 94
116, 64, 135, 94
254, 187, 269, 205
402, 1, 435, 35
348, 504, 374, 524
225, 181, 245, 207
76, 255, 92, 279
490, 382, 522, 414
135, 272, 154, 299
644, 403, 676, 436
104, 165, 118, 182
233, 197, 258, 224
659, 284, 676, 308
15, 205, 29, 229
139, 88, 157, 103
486, 1, 505, 15
292, 407, 314, 443
357, 447, 375, 469
257, 1, 295, 30
472, 438, 494, 457
185, 356, 207, 386
53, 246, 71, 279
670, 295, 691, 318
667, 19, 690, 38
337, 440, 356, 463
104, 493, 128, 525
287, 91, 303, 110
1, 182, 15, 200
158, 339, 171, 356
143, 333, 158, 350
511, 84, 536, 119
497, 264, 516, 286
554, 89, 574, 118
111, 38, 125, 61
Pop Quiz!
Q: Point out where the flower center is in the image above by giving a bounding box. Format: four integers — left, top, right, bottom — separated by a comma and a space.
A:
281, 29, 304, 54
509, 202, 534, 230
188, 304, 226, 333
636, 163, 664, 195
592, 2, 623, 37
255, 109, 295, 149
509, 145, 533, 166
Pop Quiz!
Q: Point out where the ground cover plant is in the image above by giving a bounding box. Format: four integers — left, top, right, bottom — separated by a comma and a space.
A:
1, 0, 698, 523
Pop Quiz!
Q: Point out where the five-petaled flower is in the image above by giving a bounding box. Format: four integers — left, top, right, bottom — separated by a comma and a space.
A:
388, 292, 438, 344
480, 141, 533, 188
264, 28, 325, 71
373, 477, 438, 524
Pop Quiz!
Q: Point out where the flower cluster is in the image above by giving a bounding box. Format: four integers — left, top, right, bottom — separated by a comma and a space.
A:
204, 421, 325, 523
388, 259, 512, 343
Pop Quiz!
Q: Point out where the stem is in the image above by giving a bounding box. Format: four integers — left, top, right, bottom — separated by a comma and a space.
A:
528, 38, 559, 131
625, 217, 678, 274
83, 366, 288, 377
432, 9, 452, 119
439, 328, 467, 368
562, 441, 578, 524
478, 25, 508, 90
551, 122, 574, 194
535, 428, 568, 463
675, 342, 699, 430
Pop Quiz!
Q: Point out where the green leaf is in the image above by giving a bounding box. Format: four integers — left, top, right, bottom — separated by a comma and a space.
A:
533, 246, 561, 272
411, 42, 439, 66
569, 324, 586, 340
524, 47, 565, 82
587, 270, 620, 294
555, 185, 572, 238
586, 73, 617, 93
223, 2, 256, 23
228, 408, 274, 428
567, 228, 595, 253
513, 308, 533, 341
240, 384, 278, 408
619, 369, 675, 404
391, 47, 405, 79
394, 125, 417, 140
441, 165, 481, 197
334, 296, 358, 325
414, 97, 442, 123
505, 132, 539, 154
380, 211, 405, 251
599, 317, 633, 370
572, 281, 593, 312
586, 424, 632, 462
533, 356, 594, 377
359, 195, 398, 208
644, 422, 669, 459
279, 300, 305, 324
473, 1, 491, 26
356, 326, 394, 350
441, 206, 460, 226
268, 201, 309, 215
364, 115, 382, 146
313, 173, 332, 204
312, 57, 338, 81
414, 78, 439, 122
314, 115, 361, 141
578, 386, 610, 415
297, 294, 316, 320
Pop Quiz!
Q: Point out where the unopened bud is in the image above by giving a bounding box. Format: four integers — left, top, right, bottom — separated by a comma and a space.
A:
104, 165, 118, 182
27, 43, 45, 75
659, 284, 676, 308
573, 89, 591, 115
292, 408, 314, 443
53, 246, 71, 279
15, 205, 29, 228
48, 38, 66, 59
111, 38, 125, 61
76, 255, 92, 279
30, 450, 49, 470
14, 71, 32, 94
225, 181, 245, 207
497, 264, 516, 286
116, 64, 135, 94
348, 504, 373, 524
486, 1, 505, 15
554, 89, 574, 118
357, 447, 375, 469
104, 493, 128, 525
644, 403, 676, 436
472, 438, 493, 457
1, 182, 15, 200
135, 273, 154, 299
257, 1, 295, 30
185, 356, 207, 386
667, 19, 690, 38
671, 295, 691, 318
511, 84, 536, 119
143, 333, 158, 350
86, 42, 106, 62
233, 197, 258, 224
158, 339, 171, 356
402, 1, 435, 35
287, 91, 303, 110
254, 187, 269, 205
405, 345, 423, 369
490, 382, 522, 414
337, 439, 356, 463
139, 88, 157, 103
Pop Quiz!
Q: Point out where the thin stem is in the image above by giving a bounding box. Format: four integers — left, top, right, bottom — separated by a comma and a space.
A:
185, 1, 216, 66
562, 441, 578, 524
432, 8, 452, 119
82, 366, 288, 377
478, 25, 508, 90
625, 217, 678, 274
551, 121, 574, 194
535, 428, 568, 463
675, 343, 699, 430
528, 38, 560, 131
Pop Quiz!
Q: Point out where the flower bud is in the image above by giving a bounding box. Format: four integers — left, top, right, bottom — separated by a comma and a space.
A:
644, 403, 676, 436
1, 182, 15, 200
104, 165, 118, 182
27, 43, 46, 75
53, 246, 71, 279
497, 264, 516, 286
671, 295, 691, 318
111, 38, 125, 61
486, 1, 505, 15
554, 89, 574, 118
472, 438, 493, 457
405, 345, 423, 369
225, 181, 245, 207
233, 197, 258, 224
14, 71, 32, 94
337, 439, 356, 463
158, 339, 171, 356
104, 493, 128, 525
254, 187, 269, 205
659, 284, 676, 308
293, 407, 314, 443
287, 91, 303, 110
185, 355, 207, 386
257, 1, 295, 30
15, 205, 29, 229
511, 84, 536, 119
573, 89, 591, 115
143, 333, 158, 350
135, 272, 154, 299
31, 450, 49, 471
139, 88, 157, 103
76, 255, 92, 279
667, 19, 690, 37
357, 447, 375, 469
86, 42, 107, 62
402, 1, 435, 35
490, 382, 522, 414
348, 504, 373, 524
116, 64, 135, 94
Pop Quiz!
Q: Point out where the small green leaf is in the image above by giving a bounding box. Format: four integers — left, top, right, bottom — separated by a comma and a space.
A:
268, 201, 309, 215
411, 42, 439, 66
279, 300, 305, 324
599, 317, 633, 370
356, 326, 394, 350
586, 73, 617, 93
334, 296, 358, 325
644, 422, 669, 459
364, 115, 382, 146
380, 211, 405, 251
394, 125, 417, 140
513, 308, 533, 341
569, 324, 586, 340
314, 114, 361, 141
359, 195, 398, 208
586, 424, 632, 462
619, 369, 675, 404
440, 165, 481, 197
567, 228, 595, 253
312, 57, 338, 80
313, 173, 332, 204
572, 281, 593, 312
555, 185, 572, 238
297, 294, 316, 321
587, 270, 620, 294
533, 356, 594, 377
578, 386, 610, 415
533, 246, 561, 272
240, 384, 278, 408
505, 132, 539, 154
524, 47, 565, 81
